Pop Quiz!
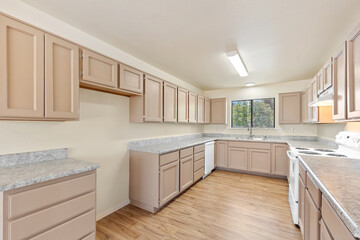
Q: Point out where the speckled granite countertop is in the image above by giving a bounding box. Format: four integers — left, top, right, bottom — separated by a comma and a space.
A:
0, 149, 99, 191
299, 155, 360, 238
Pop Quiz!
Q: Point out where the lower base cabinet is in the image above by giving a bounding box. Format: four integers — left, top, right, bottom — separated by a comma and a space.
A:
180, 155, 193, 192
304, 189, 320, 240
160, 160, 180, 206
248, 149, 271, 173
228, 147, 247, 170
215, 141, 228, 167
320, 219, 332, 240
299, 176, 306, 238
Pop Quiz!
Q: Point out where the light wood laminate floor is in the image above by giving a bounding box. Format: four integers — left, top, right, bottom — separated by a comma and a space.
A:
96, 170, 302, 240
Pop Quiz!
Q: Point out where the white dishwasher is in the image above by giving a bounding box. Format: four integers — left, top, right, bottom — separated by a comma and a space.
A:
204, 141, 215, 177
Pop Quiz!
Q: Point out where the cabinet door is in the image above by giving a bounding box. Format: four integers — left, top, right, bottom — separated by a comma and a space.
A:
188, 92, 198, 123
248, 149, 271, 173
0, 15, 44, 118
180, 155, 193, 192
210, 98, 227, 124
82, 49, 117, 88
215, 141, 228, 168
45, 34, 79, 119
197, 95, 205, 124
317, 70, 324, 95
119, 64, 143, 94
177, 87, 188, 123
271, 144, 287, 176
144, 75, 163, 122
159, 160, 179, 206
333, 43, 347, 121
205, 97, 211, 124
312, 78, 318, 101
304, 189, 320, 240
163, 82, 177, 122
228, 147, 248, 170
299, 176, 306, 238
320, 220, 332, 240
347, 24, 360, 119
323, 58, 333, 91
279, 92, 301, 124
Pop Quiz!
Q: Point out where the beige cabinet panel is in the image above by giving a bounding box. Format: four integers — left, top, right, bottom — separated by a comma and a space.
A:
317, 69, 324, 95
81, 49, 118, 88
323, 58, 333, 91
271, 144, 288, 176
320, 219, 332, 240
248, 149, 271, 173
304, 189, 320, 240
205, 97, 211, 124
312, 78, 318, 101
45, 34, 79, 119
279, 92, 302, 124
159, 160, 179, 206
210, 98, 227, 124
197, 95, 205, 124
299, 176, 305, 238
333, 43, 347, 121
119, 64, 143, 94
163, 82, 177, 122
215, 141, 228, 168
0, 15, 44, 118
347, 24, 360, 119
180, 155, 194, 192
188, 92, 198, 123
177, 87, 189, 123
228, 147, 248, 171
144, 75, 163, 122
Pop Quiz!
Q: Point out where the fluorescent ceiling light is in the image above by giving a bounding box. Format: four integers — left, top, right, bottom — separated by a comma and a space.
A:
245, 82, 255, 87
226, 51, 248, 77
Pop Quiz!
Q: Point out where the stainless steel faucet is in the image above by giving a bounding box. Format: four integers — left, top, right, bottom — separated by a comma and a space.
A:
247, 123, 254, 138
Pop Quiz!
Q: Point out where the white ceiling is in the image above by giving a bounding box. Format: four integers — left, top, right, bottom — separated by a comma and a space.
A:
22, 0, 360, 90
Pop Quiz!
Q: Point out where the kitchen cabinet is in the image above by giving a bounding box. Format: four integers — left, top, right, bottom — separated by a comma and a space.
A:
81, 49, 118, 88
228, 147, 248, 170
320, 219, 332, 240
215, 141, 228, 168
197, 95, 205, 124
323, 58, 333, 91
180, 147, 193, 192
45, 34, 79, 120
301, 91, 307, 123
279, 92, 302, 124
211, 98, 227, 124
160, 160, 180, 206
130, 74, 163, 122
163, 82, 178, 122
317, 69, 324, 95
248, 149, 271, 174
193, 144, 205, 182
347, 23, 360, 119
271, 144, 288, 176
178, 87, 189, 123
310, 79, 319, 123
188, 92, 198, 123
205, 97, 211, 123
0, 15, 44, 118
304, 189, 320, 240
299, 175, 306, 238
333, 43, 347, 121
119, 64, 144, 94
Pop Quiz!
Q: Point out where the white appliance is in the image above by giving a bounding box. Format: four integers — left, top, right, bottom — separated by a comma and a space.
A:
204, 141, 215, 177
287, 131, 360, 225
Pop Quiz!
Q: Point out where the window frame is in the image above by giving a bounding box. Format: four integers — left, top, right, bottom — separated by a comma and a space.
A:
231, 98, 275, 129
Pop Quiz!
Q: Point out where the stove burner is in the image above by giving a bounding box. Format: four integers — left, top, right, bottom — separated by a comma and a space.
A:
296, 147, 310, 150
313, 149, 336, 153
298, 151, 321, 155
326, 153, 347, 158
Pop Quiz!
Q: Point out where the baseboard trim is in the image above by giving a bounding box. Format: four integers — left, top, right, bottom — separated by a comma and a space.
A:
96, 199, 130, 221
215, 167, 287, 180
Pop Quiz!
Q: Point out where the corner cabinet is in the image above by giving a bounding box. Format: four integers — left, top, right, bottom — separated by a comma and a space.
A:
177, 87, 189, 123
188, 92, 198, 123
333, 43, 347, 121
279, 92, 302, 124
163, 82, 177, 122
210, 98, 227, 124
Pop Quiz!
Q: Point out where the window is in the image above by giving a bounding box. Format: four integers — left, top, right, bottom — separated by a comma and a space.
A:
231, 98, 275, 128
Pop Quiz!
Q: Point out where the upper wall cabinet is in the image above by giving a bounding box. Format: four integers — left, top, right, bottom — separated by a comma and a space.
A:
119, 64, 143, 94
197, 96, 205, 124
323, 58, 333, 91
45, 34, 79, 119
0, 15, 44, 118
130, 74, 163, 122
163, 82, 177, 122
210, 98, 227, 124
177, 87, 189, 123
205, 97, 211, 124
347, 23, 360, 119
333, 43, 347, 121
316, 69, 324, 95
188, 92, 198, 123
81, 49, 118, 88
279, 92, 302, 124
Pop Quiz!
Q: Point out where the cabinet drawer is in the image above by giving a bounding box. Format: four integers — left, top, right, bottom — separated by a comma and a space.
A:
30, 210, 96, 240
194, 159, 205, 171
306, 174, 321, 209
180, 147, 193, 158
160, 151, 179, 166
8, 192, 95, 240
322, 196, 355, 240
194, 167, 204, 181
7, 172, 96, 219
299, 162, 306, 184
228, 141, 271, 150
194, 151, 205, 161
194, 144, 205, 153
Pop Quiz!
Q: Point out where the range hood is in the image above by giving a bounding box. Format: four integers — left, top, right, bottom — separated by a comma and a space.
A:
310, 87, 333, 107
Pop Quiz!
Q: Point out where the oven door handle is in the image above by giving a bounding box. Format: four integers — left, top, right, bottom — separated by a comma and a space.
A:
287, 150, 296, 159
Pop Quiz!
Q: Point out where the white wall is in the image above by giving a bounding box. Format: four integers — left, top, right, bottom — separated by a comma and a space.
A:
204, 79, 318, 136
0, 0, 204, 220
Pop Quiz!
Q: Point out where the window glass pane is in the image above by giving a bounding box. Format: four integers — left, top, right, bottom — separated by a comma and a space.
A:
253, 99, 275, 128
231, 100, 251, 128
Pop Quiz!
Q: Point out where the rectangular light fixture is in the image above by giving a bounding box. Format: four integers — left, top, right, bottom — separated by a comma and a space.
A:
226, 51, 248, 77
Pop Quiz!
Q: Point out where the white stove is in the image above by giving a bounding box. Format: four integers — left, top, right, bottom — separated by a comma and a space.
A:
292, 147, 348, 158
